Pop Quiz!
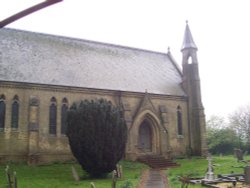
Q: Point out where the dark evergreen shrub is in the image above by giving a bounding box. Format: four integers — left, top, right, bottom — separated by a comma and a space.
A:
66, 99, 127, 177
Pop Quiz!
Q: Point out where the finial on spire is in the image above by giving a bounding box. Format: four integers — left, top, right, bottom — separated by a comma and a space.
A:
167, 46, 170, 52
181, 21, 198, 51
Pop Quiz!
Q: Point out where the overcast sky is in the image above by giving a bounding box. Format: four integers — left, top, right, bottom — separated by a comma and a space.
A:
1, 0, 250, 119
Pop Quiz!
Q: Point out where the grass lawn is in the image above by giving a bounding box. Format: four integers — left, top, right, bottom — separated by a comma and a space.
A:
2, 156, 249, 188
168, 155, 250, 187
0, 160, 148, 188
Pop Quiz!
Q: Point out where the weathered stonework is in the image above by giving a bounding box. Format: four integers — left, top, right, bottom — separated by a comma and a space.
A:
0, 82, 189, 163
0, 23, 207, 164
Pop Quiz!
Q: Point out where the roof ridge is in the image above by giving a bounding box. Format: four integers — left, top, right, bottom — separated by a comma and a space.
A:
3, 27, 169, 56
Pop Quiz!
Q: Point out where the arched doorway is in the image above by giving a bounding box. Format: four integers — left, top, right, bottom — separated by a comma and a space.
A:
138, 120, 152, 152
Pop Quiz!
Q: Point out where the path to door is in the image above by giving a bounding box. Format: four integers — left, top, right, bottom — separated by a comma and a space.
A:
137, 169, 169, 188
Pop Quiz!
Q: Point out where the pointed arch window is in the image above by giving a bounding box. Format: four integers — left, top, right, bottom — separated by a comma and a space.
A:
49, 97, 57, 135
11, 95, 19, 129
177, 106, 183, 135
0, 95, 6, 130
61, 98, 68, 135
188, 56, 192, 64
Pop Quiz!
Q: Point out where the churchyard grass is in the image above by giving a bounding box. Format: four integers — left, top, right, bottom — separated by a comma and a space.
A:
168, 155, 250, 187
0, 160, 147, 188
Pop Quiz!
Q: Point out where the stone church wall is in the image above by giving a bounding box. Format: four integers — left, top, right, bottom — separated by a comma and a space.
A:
0, 82, 189, 164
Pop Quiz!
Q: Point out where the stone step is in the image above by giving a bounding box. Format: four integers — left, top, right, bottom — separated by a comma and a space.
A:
145, 170, 166, 188
137, 155, 180, 169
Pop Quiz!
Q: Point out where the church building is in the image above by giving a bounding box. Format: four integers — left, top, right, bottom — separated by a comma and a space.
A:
0, 23, 207, 164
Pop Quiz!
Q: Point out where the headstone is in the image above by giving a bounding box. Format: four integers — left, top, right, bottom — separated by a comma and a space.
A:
234, 149, 244, 161
5, 165, 12, 188
116, 164, 120, 178
245, 166, 250, 184
5, 166, 18, 188
116, 164, 123, 178
13, 171, 17, 188
112, 170, 117, 188
71, 166, 80, 182
244, 151, 248, 156
119, 165, 123, 179
90, 182, 96, 188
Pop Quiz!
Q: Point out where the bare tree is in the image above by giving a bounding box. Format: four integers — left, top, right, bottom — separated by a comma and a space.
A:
206, 115, 227, 129
229, 105, 250, 144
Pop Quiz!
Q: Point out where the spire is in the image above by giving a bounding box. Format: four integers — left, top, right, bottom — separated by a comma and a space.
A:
181, 21, 198, 51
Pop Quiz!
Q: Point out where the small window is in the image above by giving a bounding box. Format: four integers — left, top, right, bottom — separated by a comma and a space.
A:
61, 98, 68, 135
0, 95, 6, 130
49, 97, 57, 135
11, 95, 19, 129
177, 106, 183, 135
188, 56, 192, 64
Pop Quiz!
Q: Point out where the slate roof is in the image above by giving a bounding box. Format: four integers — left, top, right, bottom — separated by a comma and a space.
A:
181, 22, 198, 51
0, 28, 185, 96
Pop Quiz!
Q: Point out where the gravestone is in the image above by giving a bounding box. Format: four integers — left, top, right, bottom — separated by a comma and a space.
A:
5, 165, 18, 188
116, 164, 120, 178
116, 164, 123, 178
71, 166, 80, 182
5, 165, 12, 188
245, 166, 250, 184
90, 182, 96, 188
244, 151, 248, 156
13, 171, 17, 188
119, 165, 123, 179
112, 170, 117, 188
235, 149, 244, 161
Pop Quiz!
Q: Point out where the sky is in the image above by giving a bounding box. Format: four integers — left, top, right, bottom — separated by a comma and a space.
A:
1, 0, 250, 119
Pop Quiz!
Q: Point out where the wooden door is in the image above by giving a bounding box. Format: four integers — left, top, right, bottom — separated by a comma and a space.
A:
138, 121, 152, 152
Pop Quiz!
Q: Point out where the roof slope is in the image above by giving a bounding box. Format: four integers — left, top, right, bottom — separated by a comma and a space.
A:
0, 28, 185, 96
